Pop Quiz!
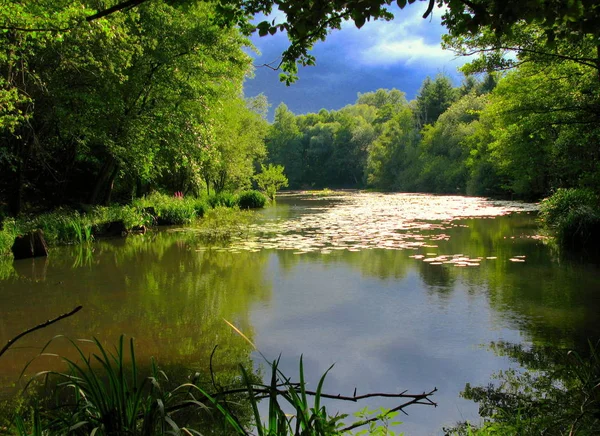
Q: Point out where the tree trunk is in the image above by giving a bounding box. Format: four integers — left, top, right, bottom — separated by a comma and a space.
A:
8, 157, 24, 216
89, 156, 117, 204
102, 165, 119, 205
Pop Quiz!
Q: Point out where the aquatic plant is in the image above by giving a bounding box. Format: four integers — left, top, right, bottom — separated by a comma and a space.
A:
196, 206, 252, 243
237, 190, 267, 209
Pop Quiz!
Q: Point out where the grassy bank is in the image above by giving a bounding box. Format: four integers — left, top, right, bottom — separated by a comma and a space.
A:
0, 190, 267, 257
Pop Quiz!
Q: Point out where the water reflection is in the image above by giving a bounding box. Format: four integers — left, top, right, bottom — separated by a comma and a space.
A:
0, 231, 271, 390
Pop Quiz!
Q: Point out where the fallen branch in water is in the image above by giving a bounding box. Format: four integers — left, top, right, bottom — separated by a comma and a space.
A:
0, 306, 83, 359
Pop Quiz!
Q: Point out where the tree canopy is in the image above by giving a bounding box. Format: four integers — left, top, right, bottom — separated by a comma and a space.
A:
3, 0, 599, 84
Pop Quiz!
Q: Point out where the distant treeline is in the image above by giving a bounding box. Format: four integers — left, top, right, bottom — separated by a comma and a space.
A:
265, 66, 600, 201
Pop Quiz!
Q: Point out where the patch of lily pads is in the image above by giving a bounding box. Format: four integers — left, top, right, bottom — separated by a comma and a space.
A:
190, 192, 539, 265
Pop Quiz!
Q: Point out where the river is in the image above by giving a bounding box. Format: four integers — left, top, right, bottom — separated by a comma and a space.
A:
1, 191, 599, 434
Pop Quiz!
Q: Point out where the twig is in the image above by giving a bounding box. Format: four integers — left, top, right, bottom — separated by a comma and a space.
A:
339, 391, 437, 432
0, 306, 83, 359
165, 385, 437, 414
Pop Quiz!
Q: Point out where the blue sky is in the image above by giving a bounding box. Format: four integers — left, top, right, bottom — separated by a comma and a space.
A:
243, 2, 470, 119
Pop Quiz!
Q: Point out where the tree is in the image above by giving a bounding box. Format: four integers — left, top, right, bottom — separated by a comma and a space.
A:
415, 74, 458, 127
417, 93, 487, 193
254, 164, 289, 200
202, 95, 268, 194
265, 103, 304, 187
0, 1, 256, 212
366, 106, 420, 190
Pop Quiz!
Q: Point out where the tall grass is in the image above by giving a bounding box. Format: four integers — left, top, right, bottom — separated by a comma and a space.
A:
18, 335, 226, 435
0, 189, 262, 257
0, 218, 18, 256
133, 192, 206, 225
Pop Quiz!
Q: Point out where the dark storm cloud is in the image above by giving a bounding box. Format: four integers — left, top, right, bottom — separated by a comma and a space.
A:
243, 3, 470, 119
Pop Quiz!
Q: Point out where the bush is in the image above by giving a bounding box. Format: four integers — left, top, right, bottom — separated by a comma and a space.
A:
539, 188, 600, 246
207, 191, 237, 208
237, 190, 266, 209
0, 219, 17, 256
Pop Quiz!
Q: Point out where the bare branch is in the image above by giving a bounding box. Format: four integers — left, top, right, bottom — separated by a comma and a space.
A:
0, 306, 83, 359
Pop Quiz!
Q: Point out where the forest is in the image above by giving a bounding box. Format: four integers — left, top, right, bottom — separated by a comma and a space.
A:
265, 55, 600, 202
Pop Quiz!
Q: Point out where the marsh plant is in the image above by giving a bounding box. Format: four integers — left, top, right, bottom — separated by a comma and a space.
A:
195, 206, 253, 243
14, 336, 242, 436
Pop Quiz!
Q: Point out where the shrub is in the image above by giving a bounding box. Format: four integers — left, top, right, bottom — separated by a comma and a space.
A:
191, 197, 208, 217
237, 190, 266, 209
0, 219, 17, 256
208, 191, 238, 208
539, 188, 600, 246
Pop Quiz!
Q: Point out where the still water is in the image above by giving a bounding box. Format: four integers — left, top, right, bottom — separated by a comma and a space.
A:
1, 192, 600, 434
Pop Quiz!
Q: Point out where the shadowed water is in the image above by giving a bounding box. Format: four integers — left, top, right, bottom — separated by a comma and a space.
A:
1, 192, 599, 434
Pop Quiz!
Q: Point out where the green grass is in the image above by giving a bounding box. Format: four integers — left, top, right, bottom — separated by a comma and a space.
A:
133, 192, 207, 225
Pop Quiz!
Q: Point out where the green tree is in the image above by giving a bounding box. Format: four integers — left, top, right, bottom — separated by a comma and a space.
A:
415, 74, 458, 127
417, 92, 487, 193
366, 106, 420, 190
254, 164, 289, 200
265, 103, 304, 187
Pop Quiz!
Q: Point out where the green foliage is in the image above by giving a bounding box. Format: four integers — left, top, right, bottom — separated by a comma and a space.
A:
0, 218, 18, 256
135, 192, 200, 225
415, 74, 458, 127
207, 191, 238, 209
0, 0, 259, 214
21, 210, 94, 245
254, 164, 289, 200
237, 357, 347, 435
352, 407, 402, 436
237, 190, 267, 209
539, 188, 600, 246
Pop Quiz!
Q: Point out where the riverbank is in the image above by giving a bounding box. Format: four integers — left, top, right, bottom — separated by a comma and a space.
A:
0, 191, 267, 258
